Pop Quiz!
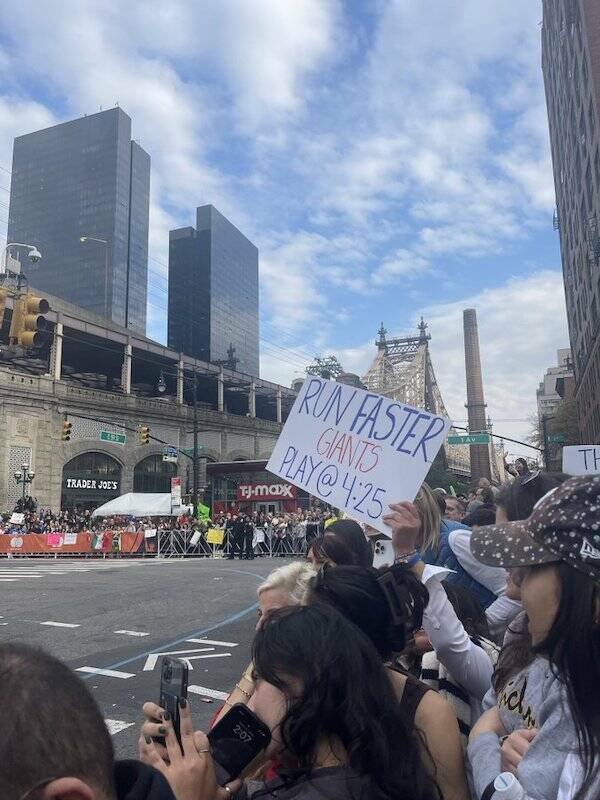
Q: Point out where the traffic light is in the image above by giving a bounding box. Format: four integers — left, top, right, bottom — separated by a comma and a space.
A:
61, 420, 72, 441
9, 292, 51, 348
138, 425, 150, 445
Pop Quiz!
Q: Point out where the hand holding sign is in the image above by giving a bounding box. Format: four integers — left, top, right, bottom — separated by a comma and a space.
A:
267, 376, 451, 534
382, 502, 422, 552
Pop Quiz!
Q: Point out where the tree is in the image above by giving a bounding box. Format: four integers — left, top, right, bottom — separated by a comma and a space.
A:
550, 398, 580, 445
306, 355, 344, 380
529, 399, 580, 470
426, 451, 469, 495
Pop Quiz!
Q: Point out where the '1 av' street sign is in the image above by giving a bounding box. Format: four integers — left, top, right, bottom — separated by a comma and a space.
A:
447, 433, 491, 446
100, 430, 126, 445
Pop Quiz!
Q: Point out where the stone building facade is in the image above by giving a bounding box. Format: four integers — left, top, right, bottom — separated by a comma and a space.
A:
0, 368, 283, 512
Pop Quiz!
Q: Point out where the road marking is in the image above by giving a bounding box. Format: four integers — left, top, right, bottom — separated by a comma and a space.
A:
80, 599, 261, 681
105, 719, 136, 735
143, 647, 215, 672
0, 578, 20, 582
0, 573, 43, 577
186, 638, 239, 647
115, 630, 150, 637
188, 685, 229, 700
40, 620, 81, 628
76, 666, 135, 679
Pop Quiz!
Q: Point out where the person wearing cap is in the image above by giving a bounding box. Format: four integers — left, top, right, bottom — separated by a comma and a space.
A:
466, 475, 600, 800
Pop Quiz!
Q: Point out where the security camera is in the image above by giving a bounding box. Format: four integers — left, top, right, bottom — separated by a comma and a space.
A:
28, 247, 42, 263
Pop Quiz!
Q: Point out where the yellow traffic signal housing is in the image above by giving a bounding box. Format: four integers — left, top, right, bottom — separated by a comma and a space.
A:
61, 420, 72, 441
9, 293, 51, 348
138, 425, 150, 445
20, 294, 51, 348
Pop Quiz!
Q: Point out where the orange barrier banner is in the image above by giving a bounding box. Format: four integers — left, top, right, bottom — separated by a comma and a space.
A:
0, 532, 93, 554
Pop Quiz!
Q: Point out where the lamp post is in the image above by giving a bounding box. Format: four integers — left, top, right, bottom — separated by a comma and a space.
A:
14, 462, 35, 504
80, 236, 109, 319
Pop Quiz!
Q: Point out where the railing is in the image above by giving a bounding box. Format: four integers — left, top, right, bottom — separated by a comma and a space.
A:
0, 527, 308, 559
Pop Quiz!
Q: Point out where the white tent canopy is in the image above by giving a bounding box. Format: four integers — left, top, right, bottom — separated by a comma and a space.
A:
91, 493, 191, 518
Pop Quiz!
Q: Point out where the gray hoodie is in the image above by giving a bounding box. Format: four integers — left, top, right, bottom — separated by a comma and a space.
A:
468, 657, 600, 799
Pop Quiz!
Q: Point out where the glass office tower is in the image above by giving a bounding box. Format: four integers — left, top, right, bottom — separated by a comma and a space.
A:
168, 205, 259, 376
8, 107, 150, 334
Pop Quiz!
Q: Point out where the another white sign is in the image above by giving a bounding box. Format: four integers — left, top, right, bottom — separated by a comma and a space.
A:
563, 445, 600, 476
171, 477, 182, 513
267, 376, 452, 534
63, 532, 77, 545
9, 513, 25, 525
144, 528, 157, 539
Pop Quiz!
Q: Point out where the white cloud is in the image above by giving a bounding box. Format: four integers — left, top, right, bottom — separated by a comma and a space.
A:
422, 270, 569, 456
0, 0, 562, 395
260, 271, 569, 461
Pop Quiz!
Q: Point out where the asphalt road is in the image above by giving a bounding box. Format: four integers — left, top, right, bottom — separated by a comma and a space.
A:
0, 556, 284, 758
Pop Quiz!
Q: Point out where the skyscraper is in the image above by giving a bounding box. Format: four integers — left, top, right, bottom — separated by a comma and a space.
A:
168, 205, 259, 376
542, 0, 600, 441
7, 107, 150, 334
463, 308, 491, 482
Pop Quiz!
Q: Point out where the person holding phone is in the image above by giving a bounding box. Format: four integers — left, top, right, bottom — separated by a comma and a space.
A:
140, 604, 441, 800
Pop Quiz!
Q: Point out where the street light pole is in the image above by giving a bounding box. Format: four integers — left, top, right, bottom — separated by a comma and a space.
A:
192, 367, 199, 519
80, 236, 109, 319
14, 462, 35, 504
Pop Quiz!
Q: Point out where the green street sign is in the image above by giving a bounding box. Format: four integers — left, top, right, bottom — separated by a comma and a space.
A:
100, 430, 126, 445
549, 434, 565, 444
447, 433, 490, 446
182, 447, 203, 456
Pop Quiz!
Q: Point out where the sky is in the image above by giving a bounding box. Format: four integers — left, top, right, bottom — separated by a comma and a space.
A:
0, 0, 568, 458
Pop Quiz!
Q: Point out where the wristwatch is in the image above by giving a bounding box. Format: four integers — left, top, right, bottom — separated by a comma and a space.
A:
394, 550, 422, 567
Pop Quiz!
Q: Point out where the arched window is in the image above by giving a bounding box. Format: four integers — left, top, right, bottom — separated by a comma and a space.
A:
62, 452, 122, 511
134, 455, 176, 493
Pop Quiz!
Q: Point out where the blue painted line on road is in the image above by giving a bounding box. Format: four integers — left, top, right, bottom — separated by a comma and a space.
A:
80, 602, 258, 679
80, 566, 268, 679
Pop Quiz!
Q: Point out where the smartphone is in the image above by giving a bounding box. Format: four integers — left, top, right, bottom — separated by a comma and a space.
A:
208, 703, 272, 784
158, 656, 189, 746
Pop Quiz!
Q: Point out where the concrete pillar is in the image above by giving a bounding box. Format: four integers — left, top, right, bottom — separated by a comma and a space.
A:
51, 320, 63, 381
249, 381, 256, 418
122, 341, 132, 395
177, 355, 184, 405
276, 388, 282, 424
218, 368, 224, 412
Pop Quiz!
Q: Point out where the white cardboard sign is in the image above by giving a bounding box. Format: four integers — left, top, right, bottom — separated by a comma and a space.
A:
267, 375, 452, 534
562, 445, 600, 476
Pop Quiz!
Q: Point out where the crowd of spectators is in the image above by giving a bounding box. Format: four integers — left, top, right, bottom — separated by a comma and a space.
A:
3, 468, 600, 799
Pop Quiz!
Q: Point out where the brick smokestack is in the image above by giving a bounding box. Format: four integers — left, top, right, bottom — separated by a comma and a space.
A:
463, 308, 491, 482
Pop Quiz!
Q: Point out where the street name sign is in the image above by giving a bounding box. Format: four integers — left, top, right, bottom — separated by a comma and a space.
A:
447, 433, 490, 445
100, 431, 126, 445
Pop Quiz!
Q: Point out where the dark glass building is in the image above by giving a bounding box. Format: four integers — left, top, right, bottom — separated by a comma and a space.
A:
7, 107, 150, 334
168, 205, 259, 376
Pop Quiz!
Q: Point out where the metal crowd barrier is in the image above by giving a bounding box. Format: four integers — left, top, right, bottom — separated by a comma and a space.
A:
156, 527, 308, 559
0, 527, 309, 559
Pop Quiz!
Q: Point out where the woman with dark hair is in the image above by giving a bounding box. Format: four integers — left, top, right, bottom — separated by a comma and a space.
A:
306, 518, 373, 569
308, 565, 468, 800
495, 471, 568, 523
466, 475, 600, 800
142, 605, 441, 800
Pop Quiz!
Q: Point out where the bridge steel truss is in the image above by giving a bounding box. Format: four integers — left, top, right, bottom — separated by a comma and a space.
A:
362, 321, 470, 477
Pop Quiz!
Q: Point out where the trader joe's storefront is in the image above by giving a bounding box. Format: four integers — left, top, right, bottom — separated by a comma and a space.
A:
61, 452, 122, 511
